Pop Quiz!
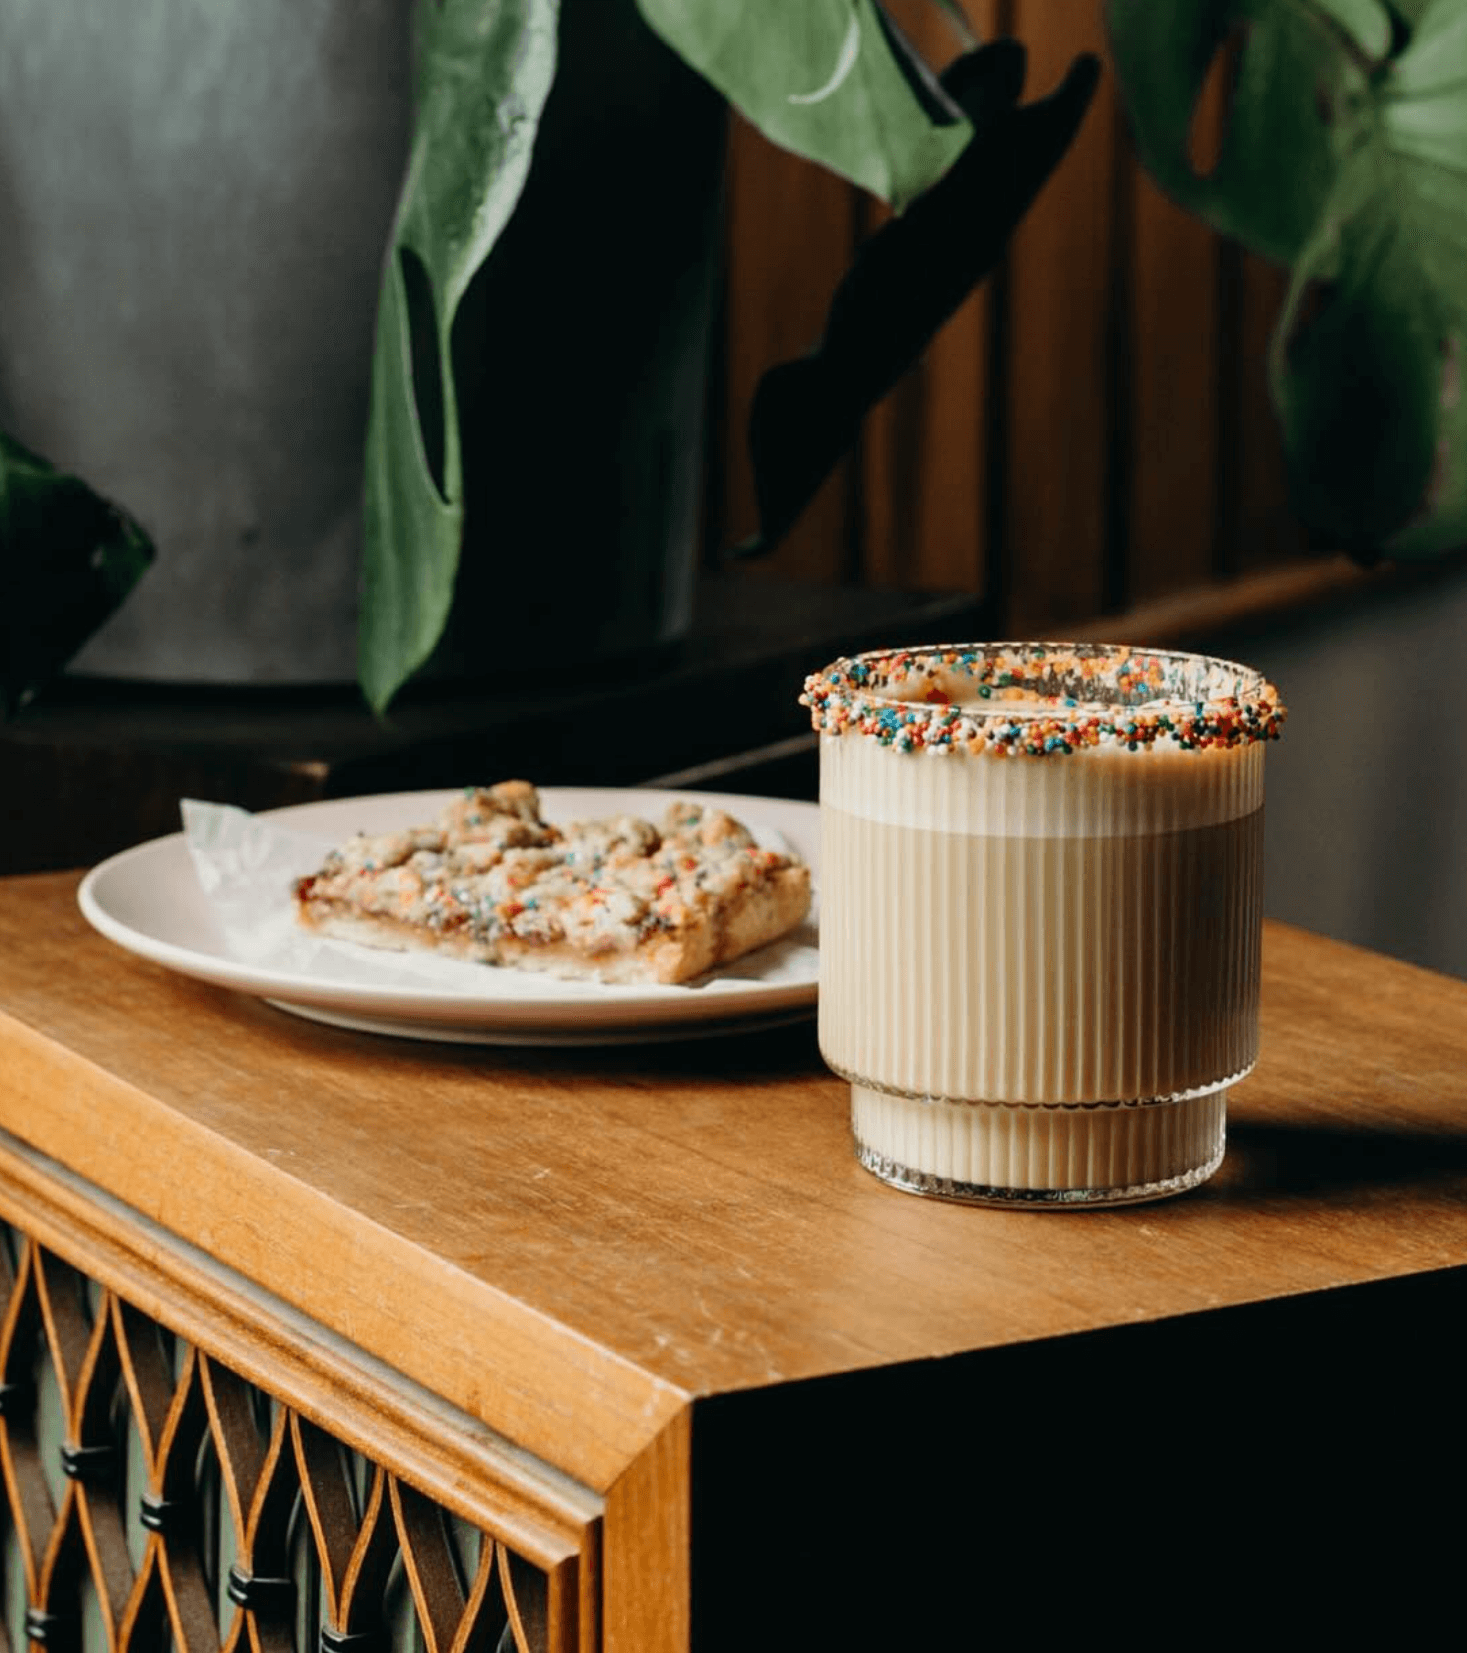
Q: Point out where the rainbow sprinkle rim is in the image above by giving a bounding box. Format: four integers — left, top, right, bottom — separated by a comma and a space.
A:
801, 642, 1285, 757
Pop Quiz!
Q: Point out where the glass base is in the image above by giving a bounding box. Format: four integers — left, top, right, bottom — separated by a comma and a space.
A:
850, 1081, 1230, 1208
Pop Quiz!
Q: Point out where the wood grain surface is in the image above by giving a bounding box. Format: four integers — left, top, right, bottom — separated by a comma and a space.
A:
2, 872, 1466, 1505
720, 111, 858, 580
860, 0, 999, 599
1002, 0, 1121, 632
707, 0, 1336, 653
603, 1412, 688, 1653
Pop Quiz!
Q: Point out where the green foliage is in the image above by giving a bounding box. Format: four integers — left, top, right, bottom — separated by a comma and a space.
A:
0, 434, 153, 716
359, 0, 1000, 711
633, 0, 972, 209
1109, 0, 1467, 557
358, 0, 560, 713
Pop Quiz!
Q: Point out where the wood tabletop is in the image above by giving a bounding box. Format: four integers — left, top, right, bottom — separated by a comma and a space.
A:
1, 869, 1465, 1497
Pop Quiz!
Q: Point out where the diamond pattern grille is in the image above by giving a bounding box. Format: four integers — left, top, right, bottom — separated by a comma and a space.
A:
0, 1224, 551, 1652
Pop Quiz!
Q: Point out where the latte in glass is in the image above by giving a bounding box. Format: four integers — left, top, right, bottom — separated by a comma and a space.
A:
804, 643, 1284, 1207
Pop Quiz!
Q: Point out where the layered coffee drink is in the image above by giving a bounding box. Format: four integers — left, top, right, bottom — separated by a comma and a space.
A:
804, 643, 1284, 1206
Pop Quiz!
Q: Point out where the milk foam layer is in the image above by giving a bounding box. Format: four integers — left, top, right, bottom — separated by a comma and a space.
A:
823, 726, 1263, 835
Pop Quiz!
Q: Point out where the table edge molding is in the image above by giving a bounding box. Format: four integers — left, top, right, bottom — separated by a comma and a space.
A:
0, 1125, 603, 1570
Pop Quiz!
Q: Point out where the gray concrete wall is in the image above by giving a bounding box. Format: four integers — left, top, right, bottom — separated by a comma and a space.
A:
1208, 565, 1467, 982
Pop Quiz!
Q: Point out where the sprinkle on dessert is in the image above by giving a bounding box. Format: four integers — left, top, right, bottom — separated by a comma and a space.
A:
801, 642, 1285, 756
293, 783, 812, 985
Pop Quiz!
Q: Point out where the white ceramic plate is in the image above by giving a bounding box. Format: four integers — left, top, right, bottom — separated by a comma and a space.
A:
77, 788, 820, 1045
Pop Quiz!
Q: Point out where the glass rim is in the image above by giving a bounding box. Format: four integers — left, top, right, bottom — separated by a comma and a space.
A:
801, 640, 1285, 757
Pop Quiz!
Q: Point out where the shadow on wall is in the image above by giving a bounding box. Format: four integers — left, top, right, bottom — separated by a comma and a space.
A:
1208, 567, 1467, 982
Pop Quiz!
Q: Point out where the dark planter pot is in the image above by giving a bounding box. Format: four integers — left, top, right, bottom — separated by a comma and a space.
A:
0, 1, 724, 686
431, 4, 725, 683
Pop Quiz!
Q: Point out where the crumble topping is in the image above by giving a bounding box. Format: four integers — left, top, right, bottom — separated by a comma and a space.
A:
292, 782, 810, 982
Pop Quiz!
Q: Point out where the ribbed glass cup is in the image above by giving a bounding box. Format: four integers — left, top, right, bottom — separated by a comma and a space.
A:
804, 642, 1284, 1207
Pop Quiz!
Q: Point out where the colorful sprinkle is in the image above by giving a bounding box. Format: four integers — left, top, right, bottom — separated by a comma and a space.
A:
801, 642, 1285, 757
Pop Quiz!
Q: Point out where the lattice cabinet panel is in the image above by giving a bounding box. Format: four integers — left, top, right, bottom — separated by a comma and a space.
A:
0, 1223, 563, 1653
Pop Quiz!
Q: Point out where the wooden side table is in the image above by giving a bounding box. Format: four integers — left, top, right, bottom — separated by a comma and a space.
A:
0, 873, 1465, 1648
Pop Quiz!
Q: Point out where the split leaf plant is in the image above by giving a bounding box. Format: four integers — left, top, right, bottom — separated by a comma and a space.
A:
360, 0, 1098, 709
1109, 0, 1467, 559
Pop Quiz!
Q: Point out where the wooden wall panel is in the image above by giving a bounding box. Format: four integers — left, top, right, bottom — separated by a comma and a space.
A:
1002, 0, 1120, 632
708, 0, 1309, 636
1227, 253, 1308, 572
1125, 57, 1225, 606
861, 0, 997, 597
718, 114, 858, 582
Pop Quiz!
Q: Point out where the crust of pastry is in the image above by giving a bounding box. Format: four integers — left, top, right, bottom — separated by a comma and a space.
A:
292, 784, 811, 986
294, 866, 810, 985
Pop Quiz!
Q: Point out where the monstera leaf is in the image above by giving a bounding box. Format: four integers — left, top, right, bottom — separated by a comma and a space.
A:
634, 0, 972, 209
1109, 0, 1467, 557
359, 0, 560, 713
360, 0, 996, 711
0, 433, 153, 716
